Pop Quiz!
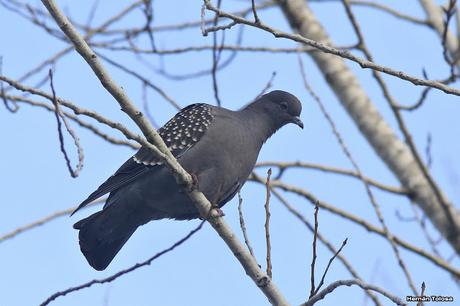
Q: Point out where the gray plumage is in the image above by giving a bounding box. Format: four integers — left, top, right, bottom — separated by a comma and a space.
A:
73, 90, 303, 270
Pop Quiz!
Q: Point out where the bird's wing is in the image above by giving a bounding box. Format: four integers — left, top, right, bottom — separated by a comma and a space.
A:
72, 104, 215, 215
218, 182, 242, 207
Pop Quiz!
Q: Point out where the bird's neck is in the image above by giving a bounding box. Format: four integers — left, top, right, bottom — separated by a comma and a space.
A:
239, 107, 279, 145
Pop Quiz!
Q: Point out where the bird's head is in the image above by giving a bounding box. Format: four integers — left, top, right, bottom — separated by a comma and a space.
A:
249, 90, 303, 130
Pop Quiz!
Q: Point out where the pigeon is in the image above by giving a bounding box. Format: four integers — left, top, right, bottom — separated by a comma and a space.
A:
73, 90, 303, 270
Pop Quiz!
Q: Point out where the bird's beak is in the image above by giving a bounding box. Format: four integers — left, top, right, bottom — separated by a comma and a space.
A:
291, 116, 304, 129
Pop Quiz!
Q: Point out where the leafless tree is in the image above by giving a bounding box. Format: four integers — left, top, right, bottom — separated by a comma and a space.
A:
1, 0, 460, 305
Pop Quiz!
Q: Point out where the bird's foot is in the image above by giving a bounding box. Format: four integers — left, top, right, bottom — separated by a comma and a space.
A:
205, 205, 225, 220
185, 173, 199, 192
212, 207, 225, 217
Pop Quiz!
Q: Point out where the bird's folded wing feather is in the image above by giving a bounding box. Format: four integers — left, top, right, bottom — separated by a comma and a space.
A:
218, 182, 241, 207
72, 103, 214, 215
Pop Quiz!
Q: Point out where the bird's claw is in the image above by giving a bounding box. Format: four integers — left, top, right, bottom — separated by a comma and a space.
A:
212, 207, 225, 217
205, 205, 225, 220
185, 173, 199, 192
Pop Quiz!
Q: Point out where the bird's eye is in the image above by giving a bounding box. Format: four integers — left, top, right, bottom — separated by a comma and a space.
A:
279, 102, 288, 110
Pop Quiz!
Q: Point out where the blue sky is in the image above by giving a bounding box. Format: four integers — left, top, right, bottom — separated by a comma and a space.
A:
1, 1, 460, 305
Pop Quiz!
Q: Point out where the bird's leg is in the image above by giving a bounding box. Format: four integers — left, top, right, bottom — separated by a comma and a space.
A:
212, 205, 225, 217
184, 173, 199, 193
203, 205, 225, 220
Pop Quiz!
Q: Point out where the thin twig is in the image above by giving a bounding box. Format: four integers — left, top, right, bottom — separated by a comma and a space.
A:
399, 87, 432, 111
39, 221, 205, 306
309, 203, 319, 298
85, 0, 100, 27
254, 71, 276, 100
441, 0, 458, 78
150, 26, 244, 81
97, 52, 181, 110
313, 238, 348, 295
417, 281, 426, 306
251, 0, 260, 23
203, 0, 460, 97
238, 192, 256, 258
0, 57, 19, 112
142, 81, 159, 129
0, 198, 105, 243
90, 1, 275, 36
264, 168, 273, 278
210, 0, 223, 106
302, 279, 406, 306
91, 44, 317, 54
5, 1, 144, 91
49, 69, 84, 178
309, 0, 428, 26
255, 161, 407, 195
425, 133, 433, 169
0, 75, 149, 150
2, 94, 138, 149
142, 0, 157, 51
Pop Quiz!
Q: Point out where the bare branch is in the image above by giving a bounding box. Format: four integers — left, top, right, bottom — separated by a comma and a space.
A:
441, 0, 458, 77
425, 133, 433, 169
420, 0, 460, 72
417, 282, 426, 306
238, 192, 256, 258
3, 94, 138, 149
93, 1, 275, 37
149, 27, 243, 81
4, 1, 144, 90
84, 0, 100, 27
49, 69, 84, 178
313, 238, 348, 296
251, 0, 260, 24
254, 71, 277, 100
0, 57, 19, 112
97, 52, 182, 110
142, 0, 157, 51
309, 203, 319, 298
0, 75, 152, 150
310, 0, 428, 26
0, 198, 105, 243
141, 82, 160, 129
264, 168, 273, 279
91, 44, 317, 54
203, 0, 460, 97
256, 161, 407, 195
302, 279, 406, 306
210, 0, 224, 106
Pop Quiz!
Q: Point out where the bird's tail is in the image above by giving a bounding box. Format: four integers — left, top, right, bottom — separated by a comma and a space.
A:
73, 209, 138, 271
